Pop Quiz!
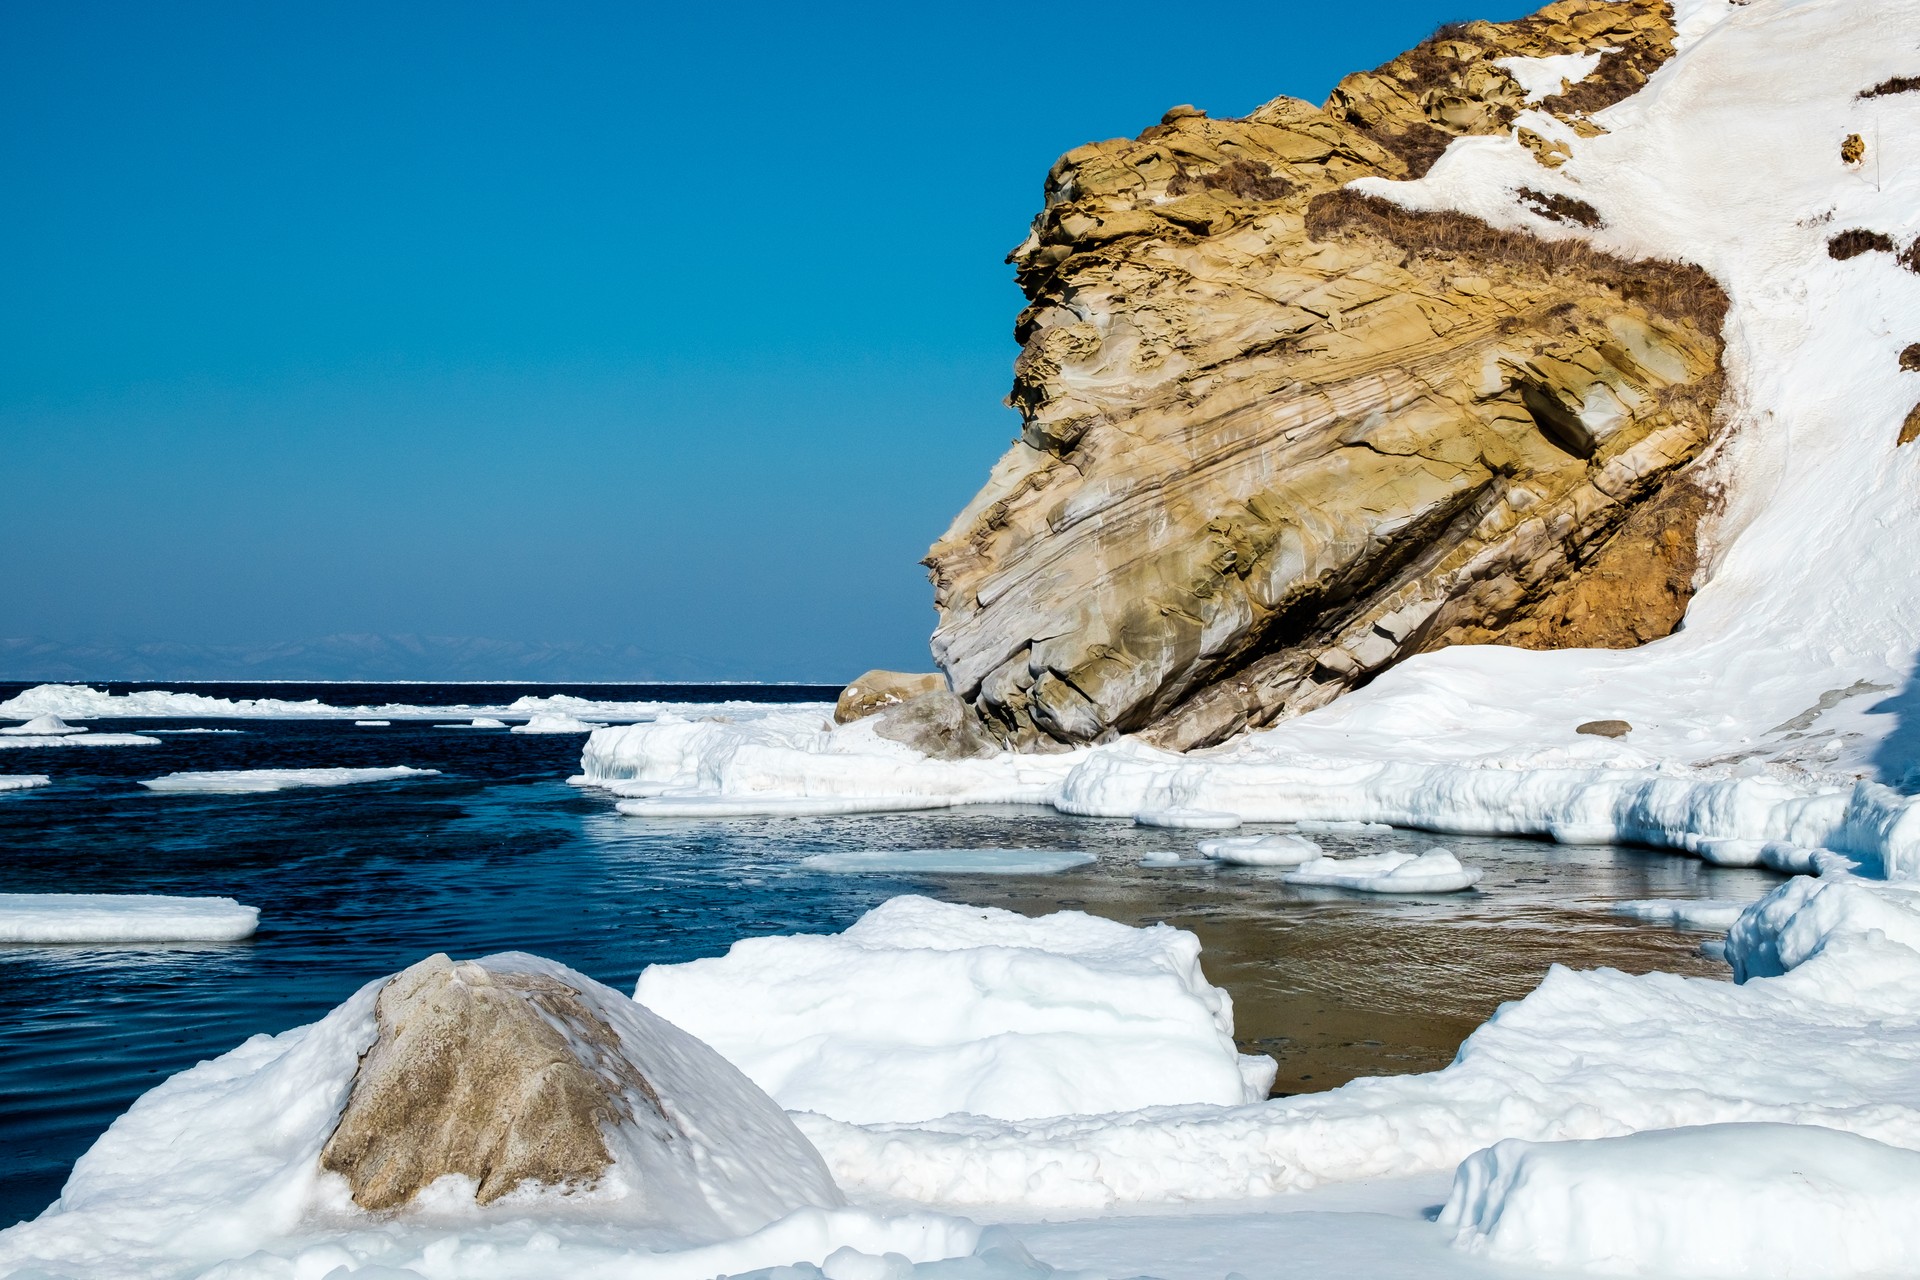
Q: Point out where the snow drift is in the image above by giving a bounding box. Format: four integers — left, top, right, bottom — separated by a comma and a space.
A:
633, 896, 1275, 1125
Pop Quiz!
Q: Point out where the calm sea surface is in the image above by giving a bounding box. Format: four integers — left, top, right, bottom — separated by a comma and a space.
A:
0, 682, 1782, 1227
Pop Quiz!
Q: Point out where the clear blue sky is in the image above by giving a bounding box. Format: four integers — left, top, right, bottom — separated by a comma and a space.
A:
2, 0, 1528, 681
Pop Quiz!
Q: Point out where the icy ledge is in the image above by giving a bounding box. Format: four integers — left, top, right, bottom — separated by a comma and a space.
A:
579, 715, 1920, 876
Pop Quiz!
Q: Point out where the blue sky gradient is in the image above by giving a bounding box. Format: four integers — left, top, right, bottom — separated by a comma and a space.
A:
2, 0, 1529, 680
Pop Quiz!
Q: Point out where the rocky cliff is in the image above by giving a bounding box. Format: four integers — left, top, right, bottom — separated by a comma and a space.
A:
924, 0, 1730, 751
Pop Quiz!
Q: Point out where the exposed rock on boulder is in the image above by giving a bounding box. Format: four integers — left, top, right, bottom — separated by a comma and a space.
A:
870, 691, 1002, 759
925, 0, 1729, 751
319, 952, 842, 1234
834, 670, 948, 724
1577, 719, 1633, 737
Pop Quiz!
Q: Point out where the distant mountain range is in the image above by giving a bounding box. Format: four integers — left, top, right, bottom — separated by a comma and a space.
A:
0, 634, 750, 683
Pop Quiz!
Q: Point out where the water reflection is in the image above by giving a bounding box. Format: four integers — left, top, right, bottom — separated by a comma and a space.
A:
0, 718, 1780, 1225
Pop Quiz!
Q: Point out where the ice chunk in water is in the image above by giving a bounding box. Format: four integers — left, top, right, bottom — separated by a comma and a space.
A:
1198, 834, 1322, 866
141, 767, 437, 793
0, 893, 258, 943
1283, 848, 1482, 893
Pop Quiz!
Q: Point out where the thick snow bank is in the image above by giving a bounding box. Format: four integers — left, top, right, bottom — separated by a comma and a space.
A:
0, 774, 50, 791
1282, 849, 1483, 893
0, 894, 258, 943
0, 951, 983, 1280
1441, 1123, 1920, 1277
634, 896, 1273, 1125
140, 767, 438, 793
800, 849, 1095, 875
580, 712, 1075, 814
794, 874, 1920, 1211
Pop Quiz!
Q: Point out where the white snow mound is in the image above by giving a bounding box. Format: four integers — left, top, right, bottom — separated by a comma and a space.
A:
0, 894, 258, 943
1441, 1123, 1920, 1277
1, 713, 86, 735
140, 767, 438, 793
797, 874, 1920, 1211
634, 895, 1275, 1124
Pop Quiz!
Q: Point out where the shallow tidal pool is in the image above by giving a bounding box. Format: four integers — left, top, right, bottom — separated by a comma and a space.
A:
0, 701, 1780, 1225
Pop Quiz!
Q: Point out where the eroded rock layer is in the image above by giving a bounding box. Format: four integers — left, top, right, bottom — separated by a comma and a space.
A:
925, 0, 1729, 750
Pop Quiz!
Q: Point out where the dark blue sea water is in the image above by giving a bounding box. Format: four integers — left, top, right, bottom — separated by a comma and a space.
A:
0, 683, 1783, 1228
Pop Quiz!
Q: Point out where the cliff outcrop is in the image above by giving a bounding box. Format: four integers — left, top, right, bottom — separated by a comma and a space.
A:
924, 0, 1729, 751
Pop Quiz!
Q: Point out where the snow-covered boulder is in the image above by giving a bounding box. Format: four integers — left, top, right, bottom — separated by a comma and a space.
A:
634, 895, 1275, 1124
321, 952, 842, 1226
0, 951, 879, 1278
1441, 1123, 1920, 1277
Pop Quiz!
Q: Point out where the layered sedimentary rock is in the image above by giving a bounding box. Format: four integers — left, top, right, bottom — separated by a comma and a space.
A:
924, 0, 1729, 751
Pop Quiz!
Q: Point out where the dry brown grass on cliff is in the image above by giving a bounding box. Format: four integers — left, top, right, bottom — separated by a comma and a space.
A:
1517, 186, 1603, 227
1168, 159, 1295, 203
1538, 43, 1664, 116
1828, 228, 1896, 259
1305, 189, 1729, 334
1861, 75, 1920, 99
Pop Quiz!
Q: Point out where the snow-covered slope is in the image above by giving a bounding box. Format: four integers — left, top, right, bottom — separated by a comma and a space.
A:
584, 0, 1920, 874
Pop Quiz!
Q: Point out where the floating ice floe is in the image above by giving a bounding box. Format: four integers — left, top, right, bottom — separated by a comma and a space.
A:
801, 849, 1095, 875
1441, 1122, 1920, 1277
438, 716, 509, 729
511, 712, 607, 733
140, 767, 438, 793
141, 728, 243, 734
353, 719, 390, 727
0, 731, 159, 749
1282, 848, 1482, 893
634, 895, 1275, 1125
0, 682, 817, 726
0, 894, 259, 943
0, 775, 50, 792
1612, 898, 1756, 930
1, 713, 86, 735
1134, 807, 1241, 829
1197, 833, 1322, 867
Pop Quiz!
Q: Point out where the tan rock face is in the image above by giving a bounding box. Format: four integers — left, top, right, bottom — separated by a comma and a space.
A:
319, 953, 843, 1230
925, 0, 1729, 750
321, 954, 661, 1209
834, 670, 948, 724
